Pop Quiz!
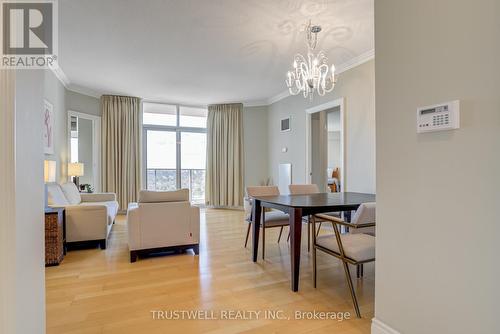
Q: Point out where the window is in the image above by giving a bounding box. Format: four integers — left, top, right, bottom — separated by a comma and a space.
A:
143, 102, 208, 204
143, 103, 177, 127
180, 106, 208, 128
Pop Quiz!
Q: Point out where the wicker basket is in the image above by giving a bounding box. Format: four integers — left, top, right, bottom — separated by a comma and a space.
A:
45, 211, 64, 266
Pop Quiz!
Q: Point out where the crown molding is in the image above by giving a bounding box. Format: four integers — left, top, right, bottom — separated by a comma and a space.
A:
335, 48, 374, 74
267, 89, 291, 105
66, 84, 101, 99
266, 48, 375, 106
243, 99, 269, 107
50, 64, 70, 88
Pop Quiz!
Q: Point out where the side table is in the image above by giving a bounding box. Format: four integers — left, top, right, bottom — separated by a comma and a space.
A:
45, 207, 66, 266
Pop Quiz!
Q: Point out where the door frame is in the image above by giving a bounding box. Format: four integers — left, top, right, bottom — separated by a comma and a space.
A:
305, 97, 346, 192
67, 110, 102, 192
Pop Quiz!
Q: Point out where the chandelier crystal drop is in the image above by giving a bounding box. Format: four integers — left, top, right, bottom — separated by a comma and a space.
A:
286, 21, 336, 99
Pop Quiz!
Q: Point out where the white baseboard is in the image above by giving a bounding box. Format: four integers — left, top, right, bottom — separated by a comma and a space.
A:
371, 318, 401, 334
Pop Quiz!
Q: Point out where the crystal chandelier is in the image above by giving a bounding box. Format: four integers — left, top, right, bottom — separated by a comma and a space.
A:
286, 21, 336, 99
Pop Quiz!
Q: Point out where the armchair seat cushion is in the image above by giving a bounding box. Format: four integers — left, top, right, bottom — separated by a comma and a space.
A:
316, 233, 375, 262
263, 211, 289, 226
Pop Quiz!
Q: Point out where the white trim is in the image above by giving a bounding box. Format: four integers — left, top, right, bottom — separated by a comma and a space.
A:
335, 49, 375, 75
50, 65, 70, 88
67, 84, 101, 99
371, 318, 401, 334
267, 89, 291, 105
242, 100, 268, 107
305, 97, 345, 192
67, 111, 102, 192
267, 48, 375, 105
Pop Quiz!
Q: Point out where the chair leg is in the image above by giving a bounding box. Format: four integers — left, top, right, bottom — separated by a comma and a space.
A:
357, 264, 360, 278
316, 222, 322, 236
287, 230, 290, 242
312, 217, 317, 288
244, 223, 251, 248
277, 226, 284, 243
262, 226, 265, 260
307, 217, 311, 252
342, 261, 361, 318
360, 264, 364, 278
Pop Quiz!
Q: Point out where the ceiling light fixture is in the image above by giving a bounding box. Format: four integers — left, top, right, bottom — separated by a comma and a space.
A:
286, 21, 336, 99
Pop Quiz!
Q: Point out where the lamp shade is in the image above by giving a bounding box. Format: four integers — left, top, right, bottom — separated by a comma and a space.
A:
44, 160, 56, 183
68, 162, 84, 177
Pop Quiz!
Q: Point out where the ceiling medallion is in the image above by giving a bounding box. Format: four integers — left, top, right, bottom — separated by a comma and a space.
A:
286, 20, 336, 99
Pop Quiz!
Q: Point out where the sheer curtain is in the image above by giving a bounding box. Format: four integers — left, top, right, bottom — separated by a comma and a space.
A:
205, 103, 244, 207
101, 95, 142, 210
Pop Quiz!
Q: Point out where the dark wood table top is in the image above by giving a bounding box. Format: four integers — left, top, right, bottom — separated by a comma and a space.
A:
251, 192, 376, 209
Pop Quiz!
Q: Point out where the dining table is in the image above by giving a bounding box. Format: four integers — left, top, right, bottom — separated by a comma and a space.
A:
250, 192, 376, 292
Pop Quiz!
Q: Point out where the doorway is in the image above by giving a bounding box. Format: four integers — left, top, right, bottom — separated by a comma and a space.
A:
305, 98, 345, 192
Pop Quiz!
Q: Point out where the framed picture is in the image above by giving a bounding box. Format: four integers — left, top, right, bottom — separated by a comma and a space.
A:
43, 99, 54, 154
280, 116, 291, 132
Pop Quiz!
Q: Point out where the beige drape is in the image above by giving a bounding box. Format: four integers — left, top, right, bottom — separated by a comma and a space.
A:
205, 103, 244, 207
101, 95, 142, 210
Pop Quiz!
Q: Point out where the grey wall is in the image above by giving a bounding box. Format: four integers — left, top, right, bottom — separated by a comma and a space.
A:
243, 106, 269, 187
66, 89, 101, 116
267, 60, 375, 193
44, 70, 68, 183
43, 73, 101, 183
375, 1, 500, 333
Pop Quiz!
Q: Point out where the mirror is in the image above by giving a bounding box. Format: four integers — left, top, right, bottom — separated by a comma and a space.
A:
68, 112, 100, 192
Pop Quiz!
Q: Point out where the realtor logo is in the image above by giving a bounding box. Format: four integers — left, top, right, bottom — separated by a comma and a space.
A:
1, 0, 58, 68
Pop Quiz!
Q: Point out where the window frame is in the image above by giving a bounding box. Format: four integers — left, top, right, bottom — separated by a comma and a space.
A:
142, 102, 207, 195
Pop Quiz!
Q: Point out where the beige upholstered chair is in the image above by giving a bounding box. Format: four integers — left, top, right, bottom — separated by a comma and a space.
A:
127, 189, 200, 262
48, 182, 118, 249
288, 184, 341, 252
245, 186, 290, 260
312, 202, 376, 318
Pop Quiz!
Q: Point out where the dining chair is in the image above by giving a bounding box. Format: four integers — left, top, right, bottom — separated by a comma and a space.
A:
312, 202, 376, 318
245, 186, 290, 260
288, 184, 341, 252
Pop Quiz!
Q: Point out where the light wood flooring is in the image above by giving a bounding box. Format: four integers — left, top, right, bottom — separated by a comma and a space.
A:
46, 209, 374, 334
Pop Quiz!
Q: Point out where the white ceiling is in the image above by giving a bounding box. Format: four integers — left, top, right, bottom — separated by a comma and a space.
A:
59, 0, 374, 105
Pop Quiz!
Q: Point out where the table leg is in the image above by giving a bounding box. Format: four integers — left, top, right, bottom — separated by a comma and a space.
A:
252, 199, 262, 262
290, 207, 303, 292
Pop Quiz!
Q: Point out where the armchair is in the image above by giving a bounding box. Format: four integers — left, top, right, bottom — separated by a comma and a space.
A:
127, 189, 200, 262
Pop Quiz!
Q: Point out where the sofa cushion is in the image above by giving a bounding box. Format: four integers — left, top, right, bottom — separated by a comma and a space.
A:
80, 200, 119, 225
47, 183, 69, 206
139, 189, 189, 203
61, 182, 82, 205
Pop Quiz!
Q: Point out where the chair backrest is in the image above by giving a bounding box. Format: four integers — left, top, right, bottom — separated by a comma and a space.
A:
138, 189, 189, 203
288, 184, 320, 195
351, 202, 376, 226
246, 186, 280, 197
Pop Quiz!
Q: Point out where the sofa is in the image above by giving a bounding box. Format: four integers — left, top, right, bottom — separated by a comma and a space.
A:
127, 189, 200, 262
47, 182, 119, 249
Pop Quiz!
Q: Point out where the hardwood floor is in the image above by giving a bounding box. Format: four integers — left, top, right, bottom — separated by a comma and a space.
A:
46, 209, 374, 334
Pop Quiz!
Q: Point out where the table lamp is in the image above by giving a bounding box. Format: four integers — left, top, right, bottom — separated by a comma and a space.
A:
68, 162, 84, 188
44, 160, 56, 207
